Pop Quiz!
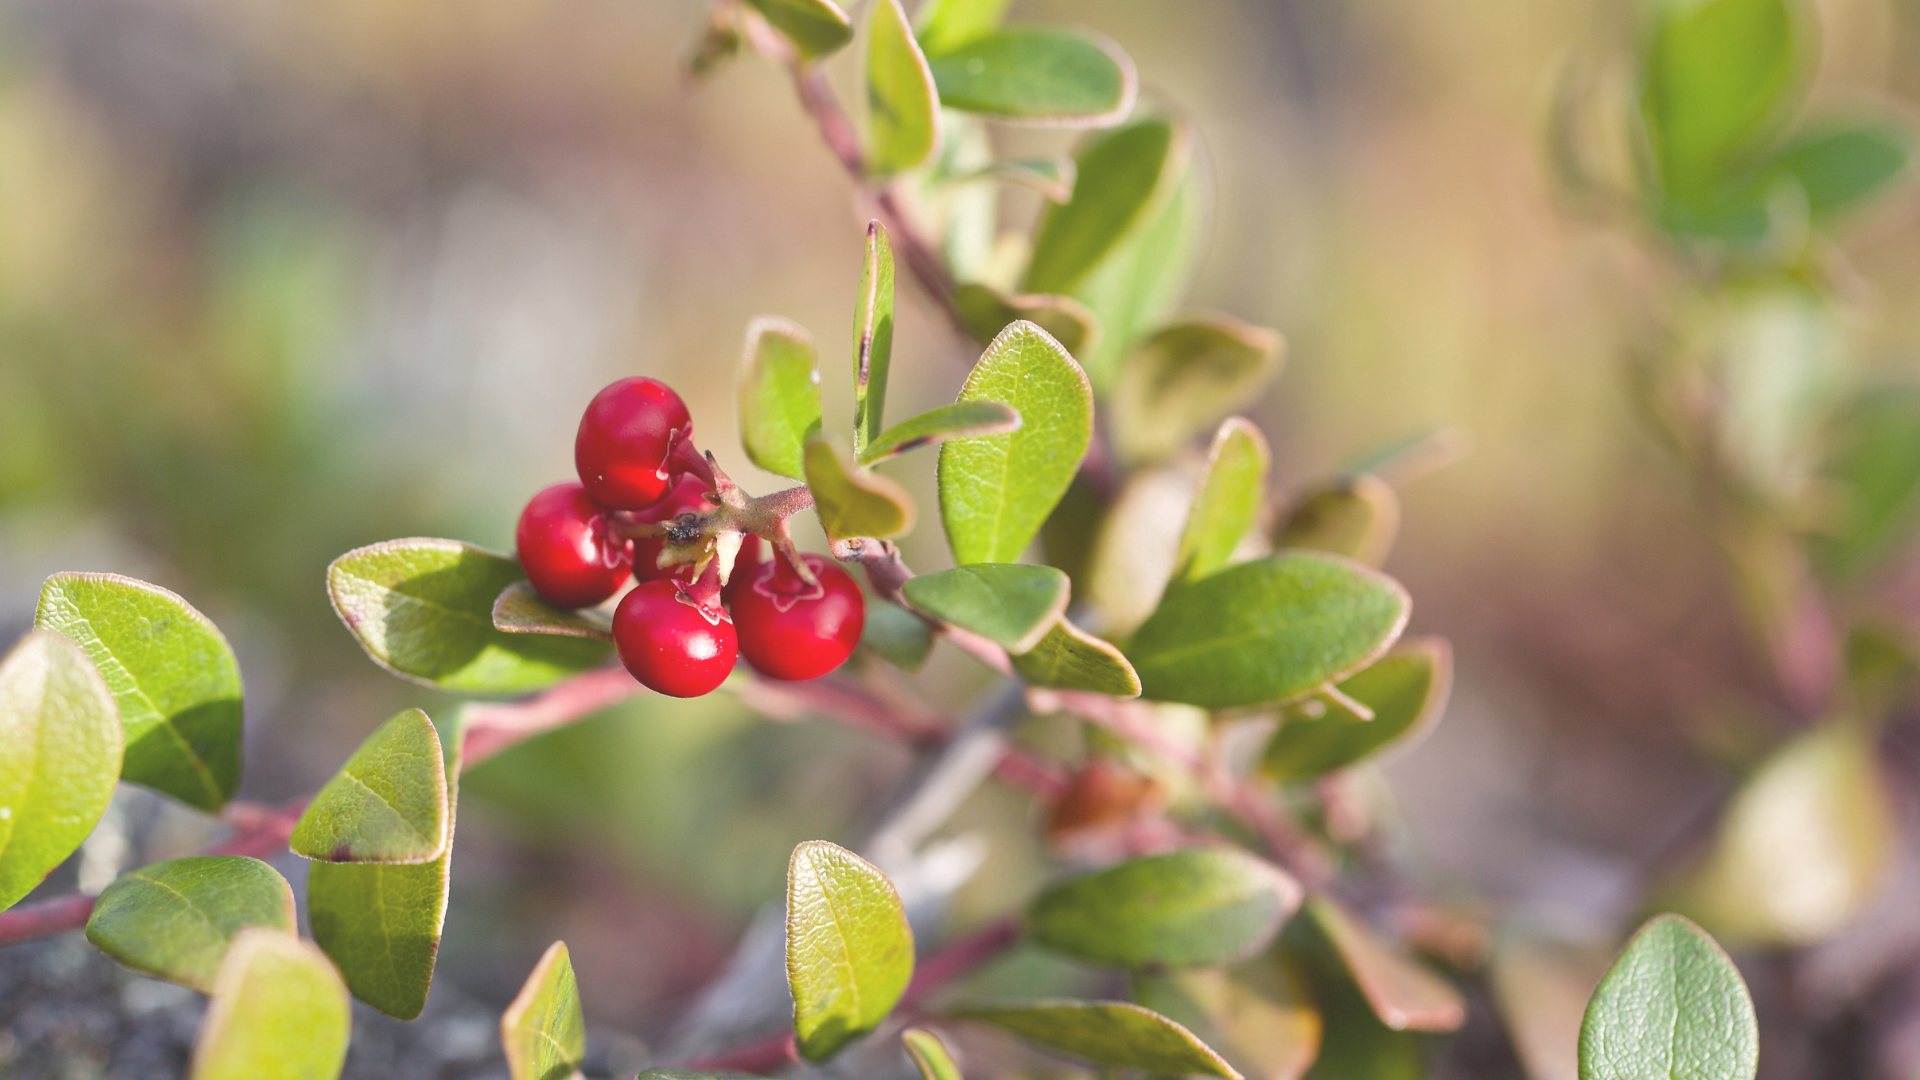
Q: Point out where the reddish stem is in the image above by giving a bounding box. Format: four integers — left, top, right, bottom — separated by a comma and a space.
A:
903, 916, 1021, 1004
461, 666, 646, 767
0, 894, 95, 944
682, 1031, 799, 1073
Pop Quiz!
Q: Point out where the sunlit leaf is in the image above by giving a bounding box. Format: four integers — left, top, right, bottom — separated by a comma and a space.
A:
786, 840, 915, 1061
35, 572, 241, 811
859, 401, 1021, 465
86, 856, 295, 993
1578, 915, 1757, 1080
737, 316, 822, 481
806, 432, 917, 541
1112, 317, 1284, 465
927, 28, 1135, 127
1025, 119, 1179, 297
1642, 0, 1800, 197
1011, 617, 1141, 697
1029, 847, 1301, 970
743, 0, 852, 60
902, 563, 1068, 653
955, 1000, 1239, 1078
1306, 897, 1464, 1034
189, 929, 350, 1080
867, 0, 940, 177
914, 0, 1011, 56
1173, 419, 1270, 586
853, 222, 896, 458
1133, 969, 1321, 1080
492, 582, 614, 642
502, 941, 586, 1080
1262, 639, 1452, 782
954, 284, 1099, 357
291, 708, 450, 864
903, 1028, 964, 1080
858, 599, 935, 672
1276, 476, 1400, 567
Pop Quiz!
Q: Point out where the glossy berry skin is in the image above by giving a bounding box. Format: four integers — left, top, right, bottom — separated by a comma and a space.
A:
631, 475, 715, 584
575, 377, 692, 510
613, 580, 736, 697
516, 482, 632, 608
730, 554, 865, 681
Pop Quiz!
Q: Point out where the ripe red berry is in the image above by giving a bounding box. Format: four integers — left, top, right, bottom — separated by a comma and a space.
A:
613, 579, 736, 697
575, 377, 692, 510
515, 482, 632, 608
730, 553, 865, 681
631, 475, 715, 584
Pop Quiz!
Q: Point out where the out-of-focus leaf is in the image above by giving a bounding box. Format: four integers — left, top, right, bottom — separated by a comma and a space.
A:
1073, 167, 1199, 391
867, 0, 940, 177
1276, 476, 1400, 567
492, 583, 614, 642
1577, 915, 1757, 1080
1307, 897, 1465, 1034
189, 929, 350, 1080
786, 840, 915, 1061
902, 563, 1069, 652
1341, 428, 1472, 487
1262, 639, 1452, 782
1642, 0, 1800, 197
1127, 554, 1410, 710
687, 3, 743, 80
1111, 317, 1285, 465
1025, 119, 1180, 297
927, 29, 1135, 127
968, 157, 1077, 202
1814, 385, 1920, 578
853, 222, 896, 459
1844, 622, 1920, 720
858, 599, 934, 672
743, 0, 852, 60
933, 113, 998, 283
1133, 969, 1321, 1080
860, 401, 1021, 465
1087, 465, 1196, 636
939, 321, 1093, 564
1040, 473, 1109, 596
291, 708, 449, 864
86, 856, 295, 993
1774, 121, 1914, 223
329, 539, 609, 695
1670, 722, 1894, 946
954, 284, 1099, 357
1489, 937, 1608, 1080
35, 572, 241, 811
1174, 419, 1270, 586
914, 0, 1011, 57
903, 1028, 963, 1080
1029, 848, 1301, 970
1011, 618, 1141, 697
738, 316, 822, 481
806, 433, 917, 541
502, 941, 585, 1080
1711, 288, 1844, 505
0, 631, 122, 911
955, 1000, 1239, 1078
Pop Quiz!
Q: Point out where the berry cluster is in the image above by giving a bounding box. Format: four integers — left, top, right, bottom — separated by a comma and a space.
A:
515, 377, 864, 697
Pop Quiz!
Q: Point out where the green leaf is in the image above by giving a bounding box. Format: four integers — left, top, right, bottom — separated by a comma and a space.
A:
954, 284, 1099, 358
901, 563, 1069, 653
927, 29, 1136, 127
1276, 475, 1401, 567
867, 0, 940, 177
742, 0, 852, 60
291, 708, 450, 864
1025, 119, 1179, 296
1774, 121, 1914, 223
858, 599, 935, 671
968, 157, 1077, 202
954, 1000, 1239, 1078
913, 0, 1010, 55
806, 432, 917, 541
1306, 896, 1465, 1033
502, 941, 586, 1080
35, 572, 242, 811
903, 1028, 964, 1080
1814, 385, 1920, 578
189, 929, 351, 1080
1643, 0, 1800, 196
1174, 419, 1271, 586
1111, 317, 1285, 465
86, 856, 296, 993
1010, 618, 1141, 696
0, 631, 123, 912
1262, 639, 1453, 782
1072, 167, 1200, 390
1286, 916, 1426, 1080
1578, 914, 1757, 1080
939, 321, 1093, 565
328, 538, 609, 696
1127, 553, 1411, 710
737, 316, 823, 481
860, 401, 1021, 465
853, 221, 896, 459
786, 840, 916, 1061
493, 582, 615, 643
1029, 847, 1300, 970
1131, 969, 1321, 1080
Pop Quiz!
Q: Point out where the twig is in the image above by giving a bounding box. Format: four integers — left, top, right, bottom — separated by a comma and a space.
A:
462, 666, 648, 766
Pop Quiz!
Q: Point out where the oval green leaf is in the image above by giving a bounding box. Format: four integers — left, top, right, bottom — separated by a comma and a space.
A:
1578, 914, 1757, 1080
1010, 617, 1140, 696
493, 582, 615, 642
867, 0, 940, 177
189, 929, 351, 1080
1307, 896, 1465, 1034
853, 221, 896, 459
86, 856, 296, 993
1643, 0, 1800, 196
1111, 316, 1285, 465
786, 839, 915, 1061
1072, 166, 1199, 390
954, 999, 1239, 1078
1028, 847, 1301, 970
902, 563, 1069, 653
328, 538, 610, 696
1024, 119, 1178, 296
913, 0, 1010, 55
1174, 419, 1271, 586
938, 321, 1093, 565
737, 316, 823, 481
0, 631, 123, 911
806, 432, 917, 541
904, 1028, 964, 1080
743, 0, 852, 60
954, 283, 1099, 357
859, 401, 1021, 466
1127, 553, 1410, 710
1262, 638, 1453, 782
859, 599, 935, 672
36, 572, 242, 811
1276, 475, 1400, 567
927, 28, 1136, 127
292, 708, 449, 864
502, 941, 586, 1080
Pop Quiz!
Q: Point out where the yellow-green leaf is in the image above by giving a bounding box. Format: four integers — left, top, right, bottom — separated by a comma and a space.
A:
86, 856, 296, 993
926, 28, 1135, 127
1643, 0, 1800, 197
954, 283, 1100, 357
786, 840, 915, 1061
1263, 639, 1452, 782
806, 432, 917, 541
737, 316, 822, 481
955, 999, 1239, 1078
743, 0, 852, 60
502, 941, 586, 1080
492, 582, 614, 643
1174, 419, 1271, 586
1025, 119, 1179, 297
1111, 317, 1284, 465
913, 0, 1009, 55
1028, 848, 1302, 970
866, 0, 940, 177
903, 1028, 964, 1080
853, 222, 896, 458
189, 929, 351, 1080
291, 708, 449, 864
1277, 475, 1400, 567
860, 401, 1021, 466
1010, 617, 1140, 697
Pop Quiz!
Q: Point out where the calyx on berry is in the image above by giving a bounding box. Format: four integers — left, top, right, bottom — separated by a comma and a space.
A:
730, 552, 865, 681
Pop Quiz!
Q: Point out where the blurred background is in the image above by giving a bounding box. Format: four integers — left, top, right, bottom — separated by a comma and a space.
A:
4, 0, 1920, 1076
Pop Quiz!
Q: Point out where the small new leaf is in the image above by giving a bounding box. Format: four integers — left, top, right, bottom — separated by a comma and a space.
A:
866, 0, 940, 177
786, 840, 915, 1061
853, 222, 897, 458
35, 572, 243, 811
1025, 119, 1181, 297
1276, 475, 1400, 567
1578, 915, 1758, 1080
0, 631, 123, 912
902, 563, 1069, 653
189, 929, 351, 1080
806, 433, 917, 541
742, 0, 852, 60
926, 28, 1136, 127
1174, 419, 1271, 586
1307, 896, 1465, 1033
291, 708, 450, 864
1111, 316, 1285, 465
86, 856, 296, 993
737, 316, 823, 481
903, 1028, 964, 1080
859, 401, 1020, 465
502, 941, 586, 1080
1010, 618, 1141, 697
954, 1000, 1240, 1078
1263, 638, 1453, 782
1028, 847, 1302, 970
493, 582, 614, 642
954, 284, 1100, 357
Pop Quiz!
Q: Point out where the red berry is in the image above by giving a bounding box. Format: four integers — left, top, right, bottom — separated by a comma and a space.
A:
730, 554, 865, 681
515, 482, 632, 608
613, 579, 736, 697
631, 475, 716, 584
575, 377, 692, 510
